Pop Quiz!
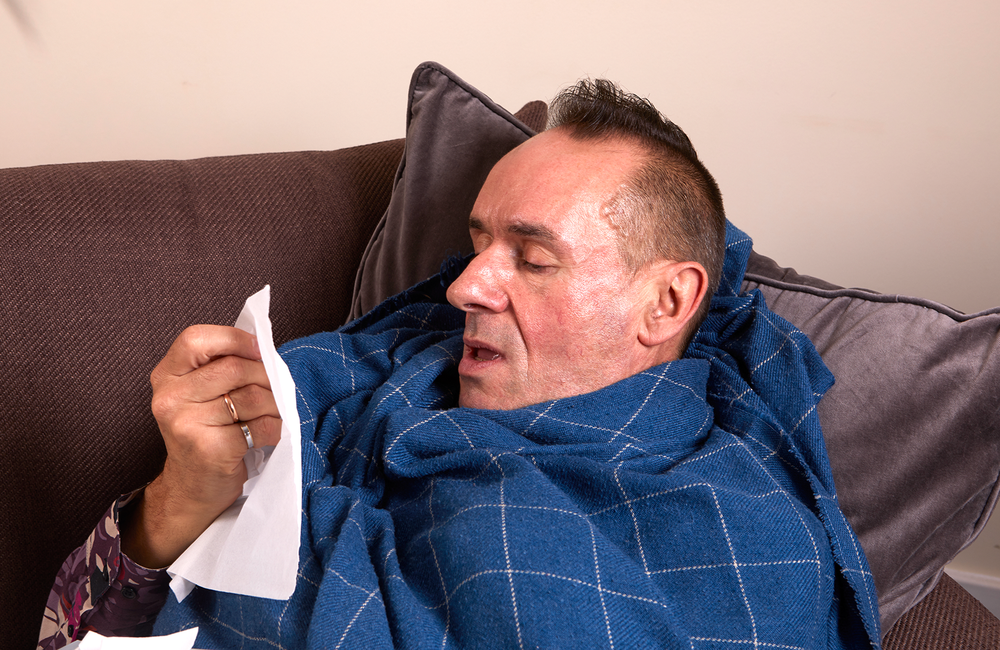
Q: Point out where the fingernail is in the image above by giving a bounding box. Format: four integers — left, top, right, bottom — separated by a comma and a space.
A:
252, 336, 261, 357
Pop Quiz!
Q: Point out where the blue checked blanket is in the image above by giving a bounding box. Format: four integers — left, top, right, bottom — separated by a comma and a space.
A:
154, 223, 881, 648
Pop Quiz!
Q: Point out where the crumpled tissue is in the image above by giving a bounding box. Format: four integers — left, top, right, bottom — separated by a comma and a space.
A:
166, 286, 301, 601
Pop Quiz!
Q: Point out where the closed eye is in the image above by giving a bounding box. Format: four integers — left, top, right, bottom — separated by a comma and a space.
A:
520, 258, 552, 273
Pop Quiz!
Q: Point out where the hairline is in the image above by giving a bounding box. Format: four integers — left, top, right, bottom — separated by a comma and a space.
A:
550, 123, 721, 347
552, 125, 693, 272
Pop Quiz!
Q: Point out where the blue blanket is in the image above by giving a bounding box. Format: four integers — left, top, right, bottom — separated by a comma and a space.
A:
154, 223, 881, 648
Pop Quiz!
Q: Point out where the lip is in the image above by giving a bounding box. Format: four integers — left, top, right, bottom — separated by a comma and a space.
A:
458, 338, 504, 376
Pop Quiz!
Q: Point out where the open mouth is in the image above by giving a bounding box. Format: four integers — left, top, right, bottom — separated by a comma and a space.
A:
463, 339, 502, 363
470, 346, 501, 362
458, 338, 504, 378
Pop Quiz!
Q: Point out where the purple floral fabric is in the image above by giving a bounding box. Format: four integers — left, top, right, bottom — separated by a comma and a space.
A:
37, 491, 170, 649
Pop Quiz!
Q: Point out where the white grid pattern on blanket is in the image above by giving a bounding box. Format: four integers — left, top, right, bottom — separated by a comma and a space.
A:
170, 290, 878, 649
299, 337, 866, 649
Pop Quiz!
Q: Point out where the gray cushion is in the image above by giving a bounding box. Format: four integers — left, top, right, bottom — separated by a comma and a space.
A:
744, 252, 1000, 633
349, 60, 1000, 636
348, 61, 543, 320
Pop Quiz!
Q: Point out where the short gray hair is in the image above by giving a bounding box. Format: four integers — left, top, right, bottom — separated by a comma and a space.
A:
548, 79, 726, 334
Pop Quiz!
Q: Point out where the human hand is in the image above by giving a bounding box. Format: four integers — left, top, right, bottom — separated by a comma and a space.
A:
121, 324, 281, 568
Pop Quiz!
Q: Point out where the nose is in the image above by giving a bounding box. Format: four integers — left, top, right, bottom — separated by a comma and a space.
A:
447, 250, 509, 313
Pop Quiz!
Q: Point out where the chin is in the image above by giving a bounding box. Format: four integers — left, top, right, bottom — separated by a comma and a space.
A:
457, 389, 495, 410
457, 380, 517, 411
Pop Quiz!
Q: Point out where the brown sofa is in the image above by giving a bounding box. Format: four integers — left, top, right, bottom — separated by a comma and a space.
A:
2, 62, 998, 648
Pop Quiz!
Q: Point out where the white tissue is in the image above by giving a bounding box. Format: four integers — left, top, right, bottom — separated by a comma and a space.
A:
166, 286, 302, 601
75, 627, 199, 649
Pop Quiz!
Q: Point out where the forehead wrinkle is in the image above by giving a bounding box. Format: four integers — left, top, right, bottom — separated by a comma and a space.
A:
469, 215, 560, 245
507, 220, 557, 242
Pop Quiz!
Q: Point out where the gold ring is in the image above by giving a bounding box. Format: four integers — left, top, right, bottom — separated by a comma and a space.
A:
223, 393, 240, 423
241, 424, 254, 449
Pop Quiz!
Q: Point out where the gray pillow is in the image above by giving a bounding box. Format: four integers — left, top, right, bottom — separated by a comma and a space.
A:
348, 61, 544, 320
744, 252, 1000, 633
350, 61, 1000, 636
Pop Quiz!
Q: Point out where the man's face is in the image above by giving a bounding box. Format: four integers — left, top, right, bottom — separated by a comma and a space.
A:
447, 129, 656, 410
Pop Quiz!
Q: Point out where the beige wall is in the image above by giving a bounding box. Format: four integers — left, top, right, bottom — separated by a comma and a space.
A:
4, 1, 998, 314
3, 1, 999, 575
3, 1, 999, 307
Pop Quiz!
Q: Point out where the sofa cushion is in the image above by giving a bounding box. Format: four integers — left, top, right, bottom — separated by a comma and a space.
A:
348, 61, 546, 320
743, 252, 1000, 632
883, 572, 1000, 649
1, 143, 403, 650
348, 60, 1000, 635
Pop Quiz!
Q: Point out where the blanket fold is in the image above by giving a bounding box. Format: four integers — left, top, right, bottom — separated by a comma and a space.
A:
154, 223, 880, 649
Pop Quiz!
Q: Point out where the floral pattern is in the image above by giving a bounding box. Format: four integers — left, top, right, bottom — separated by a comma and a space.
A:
37, 491, 170, 649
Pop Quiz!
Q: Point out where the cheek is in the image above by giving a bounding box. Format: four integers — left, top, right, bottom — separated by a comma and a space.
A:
568, 272, 634, 334
523, 283, 633, 358
514, 297, 578, 368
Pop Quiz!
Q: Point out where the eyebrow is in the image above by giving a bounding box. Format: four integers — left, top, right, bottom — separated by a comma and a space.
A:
469, 217, 557, 242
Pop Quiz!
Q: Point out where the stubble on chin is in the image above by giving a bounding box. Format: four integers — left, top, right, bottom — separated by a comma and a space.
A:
457, 375, 518, 411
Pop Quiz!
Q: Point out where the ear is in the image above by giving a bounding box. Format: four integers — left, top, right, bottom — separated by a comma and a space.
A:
636, 260, 709, 353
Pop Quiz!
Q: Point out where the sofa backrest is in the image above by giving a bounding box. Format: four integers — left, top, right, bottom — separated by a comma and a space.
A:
0, 141, 402, 649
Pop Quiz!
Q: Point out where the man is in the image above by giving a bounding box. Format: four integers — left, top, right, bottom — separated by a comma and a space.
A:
40, 80, 879, 648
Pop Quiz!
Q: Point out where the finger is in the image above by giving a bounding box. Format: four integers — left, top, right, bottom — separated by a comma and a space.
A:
232, 415, 282, 450
213, 384, 279, 426
156, 325, 261, 379
179, 356, 272, 404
